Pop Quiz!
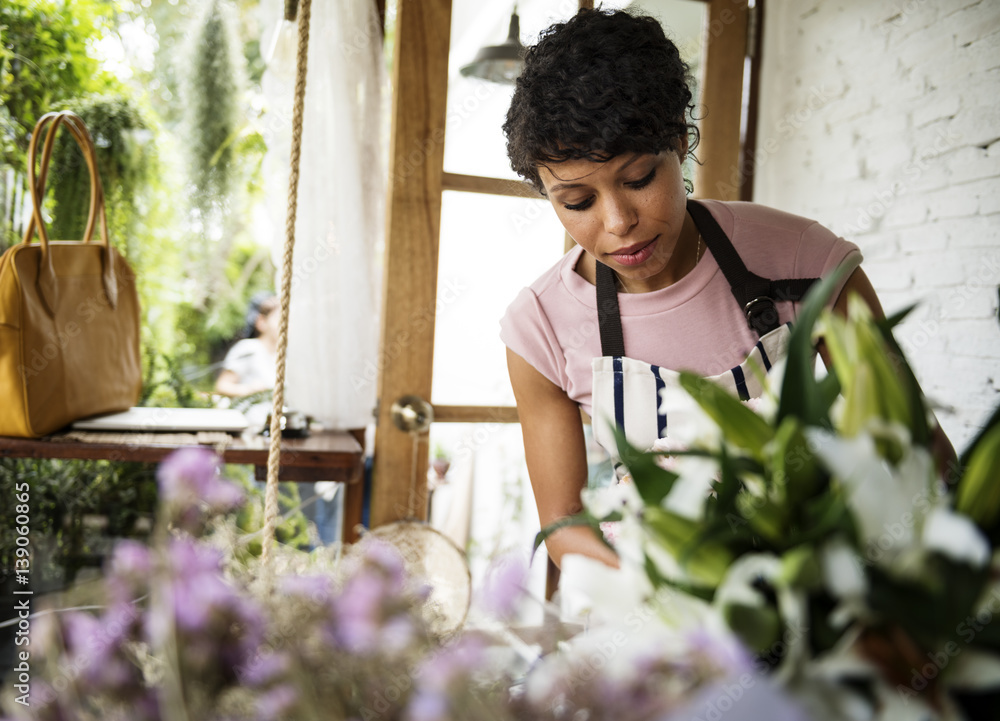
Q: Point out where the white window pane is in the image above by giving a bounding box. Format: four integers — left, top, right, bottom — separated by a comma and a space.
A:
432, 191, 565, 406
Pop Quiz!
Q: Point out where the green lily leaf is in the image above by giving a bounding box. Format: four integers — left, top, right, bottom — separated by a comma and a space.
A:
679, 372, 774, 458
613, 425, 680, 506
959, 402, 1000, 469
789, 490, 854, 546
854, 305, 912, 427
779, 545, 823, 590
778, 265, 852, 428
956, 421, 1000, 530
643, 556, 715, 601
838, 361, 880, 438
819, 304, 858, 393
873, 309, 932, 447
709, 441, 743, 516
533, 513, 613, 556
817, 371, 842, 416
740, 496, 787, 545
770, 417, 822, 507
643, 506, 733, 587
723, 602, 782, 653
883, 303, 917, 331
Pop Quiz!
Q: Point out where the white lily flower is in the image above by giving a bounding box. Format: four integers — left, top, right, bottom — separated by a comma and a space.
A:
661, 464, 715, 520
559, 552, 653, 625
714, 554, 783, 610
805, 428, 934, 561
821, 537, 868, 599
649, 431, 717, 521
949, 648, 1000, 691
649, 584, 723, 633
643, 535, 687, 584
923, 507, 991, 568
581, 479, 644, 520
658, 382, 722, 450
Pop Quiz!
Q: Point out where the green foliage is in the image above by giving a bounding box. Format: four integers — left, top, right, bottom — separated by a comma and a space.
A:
0, 457, 312, 593
541, 277, 1000, 680
48, 94, 150, 244
0, 0, 119, 169
0, 0, 296, 595
613, 425, 679, 506
232, 471, 312, 558
0, 0, 125, 249
956, 414, 1000, 533
0, 458, 157, 590
184, 0, 243, 213
679, 372, 774, 460
776, 265, 849, 429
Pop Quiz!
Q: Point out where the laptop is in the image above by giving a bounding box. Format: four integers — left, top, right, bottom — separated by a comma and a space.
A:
72, 407, 249, 434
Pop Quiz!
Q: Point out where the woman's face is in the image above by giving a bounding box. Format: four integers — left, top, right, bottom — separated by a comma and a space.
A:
538, 150, 691, 291
255, 298, 280, 339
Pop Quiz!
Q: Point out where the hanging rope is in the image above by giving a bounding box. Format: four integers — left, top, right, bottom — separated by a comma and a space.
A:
262, 0, 312, 566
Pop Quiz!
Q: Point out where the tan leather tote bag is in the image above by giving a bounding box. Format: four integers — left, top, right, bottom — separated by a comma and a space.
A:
0, 111, 141, 437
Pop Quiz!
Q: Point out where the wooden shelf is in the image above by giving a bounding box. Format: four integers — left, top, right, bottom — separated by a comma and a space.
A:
0, 429, 364, 484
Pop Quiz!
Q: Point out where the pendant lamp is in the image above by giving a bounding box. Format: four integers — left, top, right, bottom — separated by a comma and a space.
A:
460, 7, 525, 83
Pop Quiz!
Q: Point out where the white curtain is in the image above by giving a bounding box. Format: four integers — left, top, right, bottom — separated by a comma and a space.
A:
259, 0, 386, 429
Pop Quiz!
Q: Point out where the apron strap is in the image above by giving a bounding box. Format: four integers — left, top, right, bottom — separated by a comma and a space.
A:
687, 199, 818, 337
594, 200, 821, 355
596, 261, 626, 357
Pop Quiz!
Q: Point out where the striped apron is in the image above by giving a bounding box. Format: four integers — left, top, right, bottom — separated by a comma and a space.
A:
589, 200, 818, 470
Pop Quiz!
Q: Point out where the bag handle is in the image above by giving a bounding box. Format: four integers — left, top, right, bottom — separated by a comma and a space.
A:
29, 112, 105, 248
22, 111, 118, 315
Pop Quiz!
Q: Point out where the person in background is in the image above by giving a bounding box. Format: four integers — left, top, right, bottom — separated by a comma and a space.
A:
215, 291, 279, 401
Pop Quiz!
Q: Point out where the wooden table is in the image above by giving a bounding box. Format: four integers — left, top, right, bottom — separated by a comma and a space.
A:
0, 429, 366, 542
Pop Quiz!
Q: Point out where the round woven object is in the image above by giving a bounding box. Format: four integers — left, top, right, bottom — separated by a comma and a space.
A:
369, 521, 471, 636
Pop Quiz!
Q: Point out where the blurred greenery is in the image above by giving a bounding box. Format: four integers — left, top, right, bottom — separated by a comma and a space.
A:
0, 0, 309, 586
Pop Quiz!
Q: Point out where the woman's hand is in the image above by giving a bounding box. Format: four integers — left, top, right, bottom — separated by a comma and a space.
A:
214, 369, 269, 398
507, 347, 620, 570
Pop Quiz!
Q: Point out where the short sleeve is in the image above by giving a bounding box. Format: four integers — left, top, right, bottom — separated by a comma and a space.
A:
499, 287, 569, 390
222, 340, 250, 374
797, 221, 863, 306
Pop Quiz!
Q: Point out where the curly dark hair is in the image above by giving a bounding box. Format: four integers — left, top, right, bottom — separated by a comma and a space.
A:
503, 8, 698, 194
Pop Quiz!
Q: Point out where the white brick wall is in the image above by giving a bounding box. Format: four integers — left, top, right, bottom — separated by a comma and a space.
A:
753, 0, 1000, 449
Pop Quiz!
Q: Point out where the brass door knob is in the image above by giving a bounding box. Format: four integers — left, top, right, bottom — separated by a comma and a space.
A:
390, 395, 434, 433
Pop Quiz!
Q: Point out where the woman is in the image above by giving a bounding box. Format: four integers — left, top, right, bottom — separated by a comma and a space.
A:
216, 291, 279, 400
499, 9, 886, 570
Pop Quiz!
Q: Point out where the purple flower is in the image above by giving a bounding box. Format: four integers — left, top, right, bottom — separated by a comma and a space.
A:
142, 537, 266, 680
334, 571, 385, 652
379, 615, 416, 655
110, 540, 153, 578
61, 611, 139, 694
360, 537, 408, 590
417, 636, 486, 693
406, 689, 450, 721
157, 448, 244, 529
256, 684, 299, 719
677, 675, 808, 721
280, 574, 334, 604
158, 447, 221, 499
683, 628, 755, 676
238, 651, 291, 687
477, 551, 528, 621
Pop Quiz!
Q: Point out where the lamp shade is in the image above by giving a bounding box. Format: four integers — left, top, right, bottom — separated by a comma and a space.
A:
460, 11, 525, 84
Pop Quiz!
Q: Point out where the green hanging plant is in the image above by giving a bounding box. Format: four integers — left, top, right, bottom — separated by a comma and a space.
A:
47, 94, 150, 247
183, 0, 243, 215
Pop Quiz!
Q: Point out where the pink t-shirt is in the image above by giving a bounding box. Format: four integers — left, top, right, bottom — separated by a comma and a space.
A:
499, 200, 862, 417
